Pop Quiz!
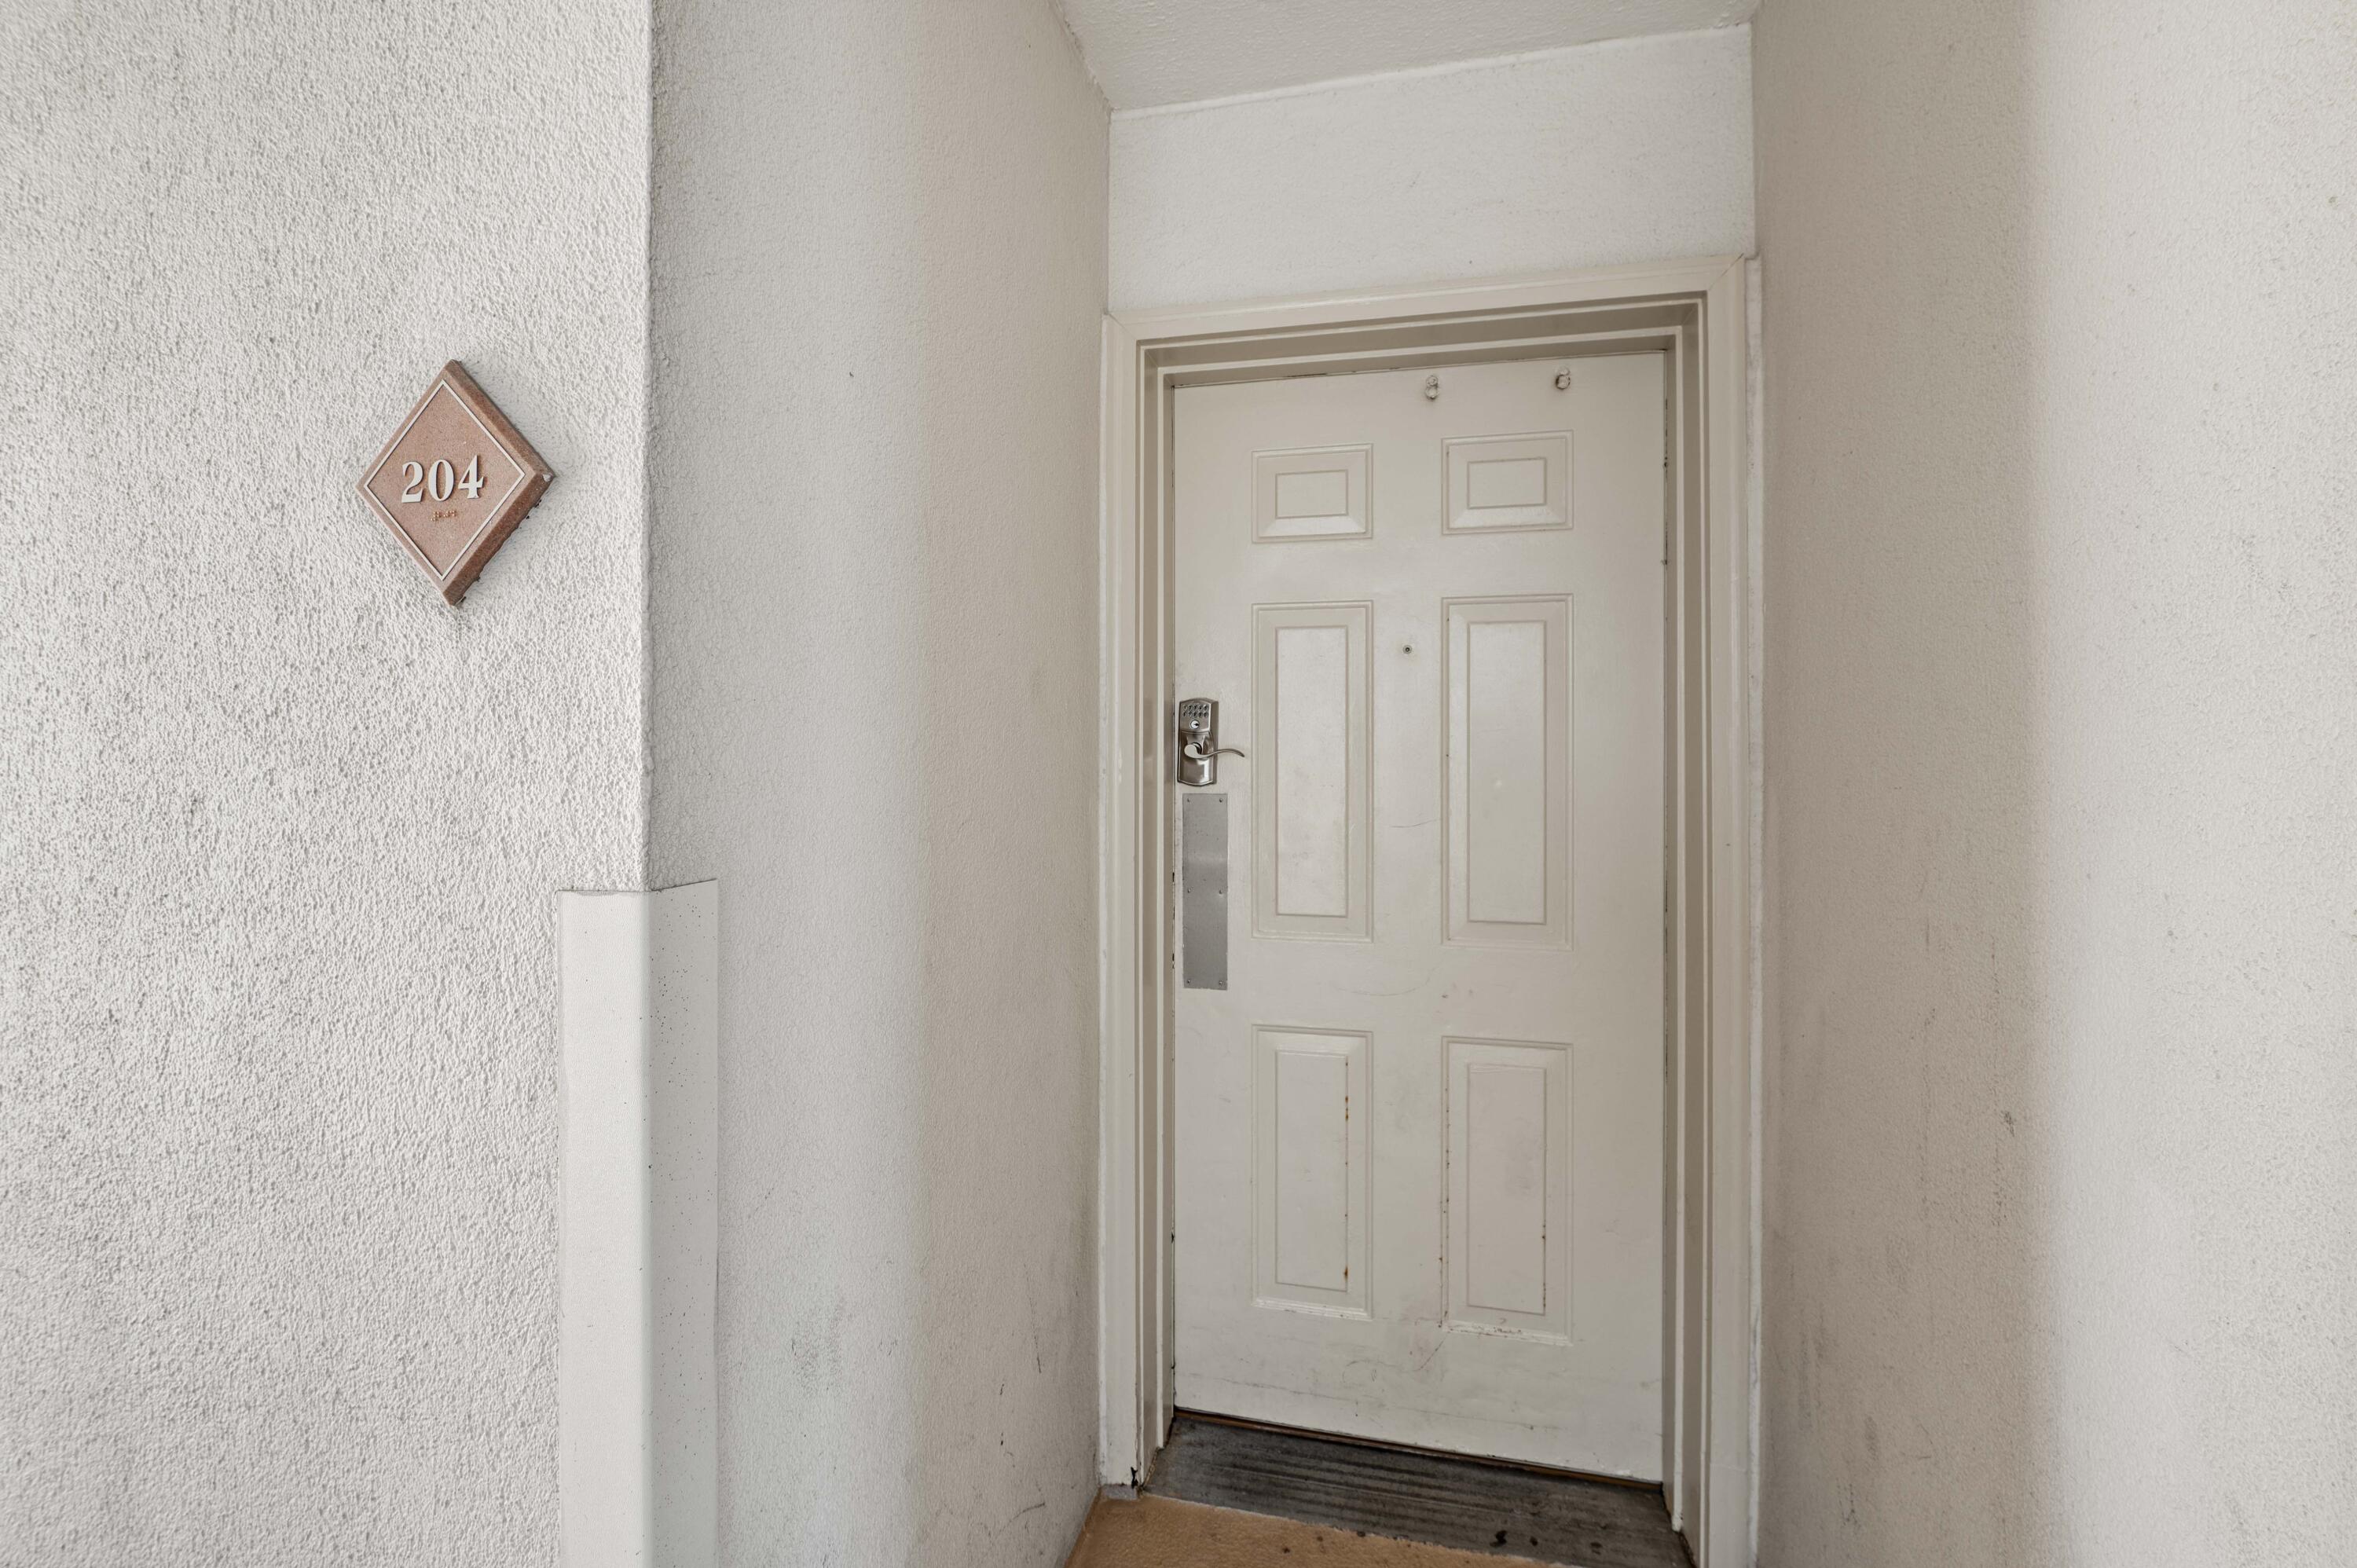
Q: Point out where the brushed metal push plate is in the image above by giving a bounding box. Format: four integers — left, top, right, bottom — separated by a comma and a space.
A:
1182, 792, 1228, 990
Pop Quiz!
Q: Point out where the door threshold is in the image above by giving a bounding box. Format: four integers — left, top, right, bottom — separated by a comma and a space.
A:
1142, 1412, 1691, 1568
1176, 1409, 1666, 1491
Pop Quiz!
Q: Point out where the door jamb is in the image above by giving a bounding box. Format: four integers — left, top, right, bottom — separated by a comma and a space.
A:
1096, 258, 1757, 1568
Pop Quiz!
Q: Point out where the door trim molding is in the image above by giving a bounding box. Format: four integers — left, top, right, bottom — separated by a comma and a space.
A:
1097, 258, 1757, 1568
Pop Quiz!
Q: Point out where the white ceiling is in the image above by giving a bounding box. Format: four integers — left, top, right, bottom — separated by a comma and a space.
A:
1059, 0, 1757, 112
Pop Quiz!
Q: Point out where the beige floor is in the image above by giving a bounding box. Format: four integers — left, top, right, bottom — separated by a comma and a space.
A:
1065, 1494, 1545, 1567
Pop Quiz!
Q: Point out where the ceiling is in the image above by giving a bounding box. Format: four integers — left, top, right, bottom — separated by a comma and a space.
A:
1059, 0, 1757, 112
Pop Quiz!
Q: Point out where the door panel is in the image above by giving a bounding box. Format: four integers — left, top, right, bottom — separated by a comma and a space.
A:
1253, 1026, 1370, 1316
1444, 431, 1571, 533
1447, 597, 1571, 946
1171, 354, 1669, 1478
1447, 1038, 1570, 1339
1252, 604, 1370, 940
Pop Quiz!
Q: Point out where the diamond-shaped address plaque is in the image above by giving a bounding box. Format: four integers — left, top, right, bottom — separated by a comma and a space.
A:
357, 361, 553, 604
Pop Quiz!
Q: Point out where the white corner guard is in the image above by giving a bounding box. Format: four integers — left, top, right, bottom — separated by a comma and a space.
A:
559, 882, 718, 1568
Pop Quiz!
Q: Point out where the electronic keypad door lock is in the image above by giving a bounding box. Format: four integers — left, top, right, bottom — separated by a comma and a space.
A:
1176, 698, 1245, 786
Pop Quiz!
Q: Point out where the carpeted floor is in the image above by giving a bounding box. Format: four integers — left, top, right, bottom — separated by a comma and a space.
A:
1065, 1493, 1547, 1567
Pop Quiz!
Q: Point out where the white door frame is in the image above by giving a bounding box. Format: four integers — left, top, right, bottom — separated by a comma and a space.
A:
1096, 258, 1757, 1568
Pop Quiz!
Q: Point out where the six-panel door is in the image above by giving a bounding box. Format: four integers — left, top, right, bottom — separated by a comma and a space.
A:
1171, 354, 1670, 1477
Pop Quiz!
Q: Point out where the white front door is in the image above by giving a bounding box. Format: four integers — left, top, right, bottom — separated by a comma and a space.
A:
1171, 353, 1669, 1477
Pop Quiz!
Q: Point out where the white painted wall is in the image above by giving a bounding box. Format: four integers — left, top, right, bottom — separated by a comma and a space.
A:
646, 0, 1109, 1562
1109, 27, 1754, 313
0, 0, 650, 1561
1062, 0, 1754, 110
1755, 1, 2357, 1562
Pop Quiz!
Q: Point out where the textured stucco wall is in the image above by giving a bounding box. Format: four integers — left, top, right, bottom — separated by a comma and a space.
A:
1109, 27, 1754, 312
646, 0, 1108, 1562
0, 0, 651, 1560
1754, 1, 2357, 1561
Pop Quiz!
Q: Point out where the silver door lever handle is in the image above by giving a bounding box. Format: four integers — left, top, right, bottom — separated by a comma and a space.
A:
1176, 698, 1239, 785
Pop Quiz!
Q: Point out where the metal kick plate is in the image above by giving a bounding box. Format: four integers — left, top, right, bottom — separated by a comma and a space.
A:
1181, 792, 1228, 990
